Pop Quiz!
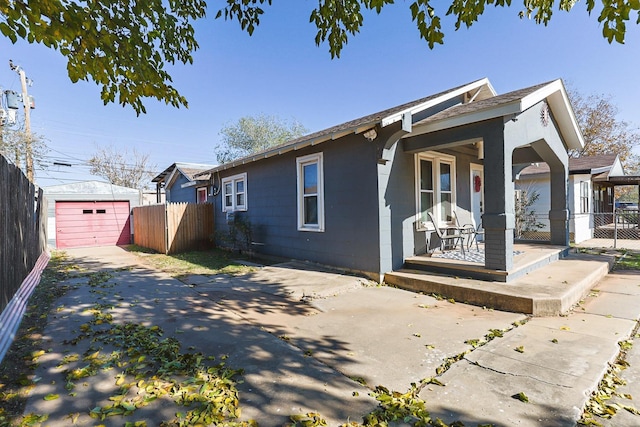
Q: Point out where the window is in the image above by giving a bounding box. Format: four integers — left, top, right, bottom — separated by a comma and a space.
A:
594, 187, 602, 213
221, 173, 247, 212
580, 181, 589, 214
197, 187, 208, 204
297, 153, 324, 231
416, 153, 456, 225
419, 159, 434, 223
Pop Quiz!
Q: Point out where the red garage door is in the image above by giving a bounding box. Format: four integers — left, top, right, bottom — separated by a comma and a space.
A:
56, 201, 131, 248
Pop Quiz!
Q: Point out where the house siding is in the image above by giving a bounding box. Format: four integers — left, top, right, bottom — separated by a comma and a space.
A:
378, 142, 479, 273
213, 134, 381, 277
570, 174, 592, 243
378, 142, 416, 275
517, 173, 594, 243
166, 174, 197, 203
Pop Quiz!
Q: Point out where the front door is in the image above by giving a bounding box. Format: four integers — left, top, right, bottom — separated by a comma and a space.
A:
470, 164, 484, 240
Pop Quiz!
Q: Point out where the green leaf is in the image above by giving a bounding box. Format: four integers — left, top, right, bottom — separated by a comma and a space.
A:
513, 391, 529, 402
44, 393, 60, 401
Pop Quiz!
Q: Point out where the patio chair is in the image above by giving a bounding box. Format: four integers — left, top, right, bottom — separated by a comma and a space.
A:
466, 217, 485, 251
452, 210, 476, 249
426, 212, 465, 257
451, 210, 485, 251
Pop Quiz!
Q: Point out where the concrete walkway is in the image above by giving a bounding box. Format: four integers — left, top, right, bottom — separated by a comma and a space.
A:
17, 247, 640, 426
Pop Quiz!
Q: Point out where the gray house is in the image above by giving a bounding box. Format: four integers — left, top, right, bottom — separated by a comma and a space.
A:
202, 78, 583, 282
152, 162, 215, 204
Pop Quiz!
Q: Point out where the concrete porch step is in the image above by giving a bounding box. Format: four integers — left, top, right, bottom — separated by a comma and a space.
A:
404, 244, 570, 282
384, 253, 614, 316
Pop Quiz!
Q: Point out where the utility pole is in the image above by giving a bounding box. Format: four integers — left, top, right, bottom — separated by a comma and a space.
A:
9, 60, 34, 181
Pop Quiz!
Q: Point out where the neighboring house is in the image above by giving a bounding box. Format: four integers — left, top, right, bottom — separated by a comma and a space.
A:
43, 181, 142, 249
516, 154, 624, 243
151, 163, 215, 203
200, 78, 583, 282
141, 189, 165, 205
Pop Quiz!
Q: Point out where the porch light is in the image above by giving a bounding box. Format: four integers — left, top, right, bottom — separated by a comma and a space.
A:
477, 141, 484, 160
363, 128, 377, 141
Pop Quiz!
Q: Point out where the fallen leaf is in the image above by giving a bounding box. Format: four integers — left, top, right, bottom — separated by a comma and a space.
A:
512, 392, 529, 403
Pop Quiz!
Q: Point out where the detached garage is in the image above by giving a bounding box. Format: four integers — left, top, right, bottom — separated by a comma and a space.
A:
43, 181, 142, 249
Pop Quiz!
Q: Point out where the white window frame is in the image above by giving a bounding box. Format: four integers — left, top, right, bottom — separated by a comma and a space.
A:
296, 153, 324, 232
221, 173, 247, 212
580, 181, 590, 214
415, 152, 456, 227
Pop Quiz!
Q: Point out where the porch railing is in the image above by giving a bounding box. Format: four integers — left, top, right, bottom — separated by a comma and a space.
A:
507, 209, 640, 244
514, 213, 550, 242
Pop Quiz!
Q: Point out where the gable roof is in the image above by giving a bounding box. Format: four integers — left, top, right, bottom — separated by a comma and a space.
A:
200, 78, 496, 175
518, 154, 620, 177
43, 180, 140, 194
410, 79, 584, 151
152, 162, 215, 184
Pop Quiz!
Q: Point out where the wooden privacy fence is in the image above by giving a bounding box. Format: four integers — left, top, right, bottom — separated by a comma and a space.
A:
0, 154, 48, 313
133, 203, 214, 254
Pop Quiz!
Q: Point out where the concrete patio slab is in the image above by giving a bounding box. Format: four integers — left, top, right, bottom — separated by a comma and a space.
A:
12, 246, 640, 427
464, 319, 627, 389
581, 291, 640, 320
600, 332, 640, 427
420, 313, 636, 426
23, 262, 377, 426
420, 358, 582, 426
593, 270, 640, 295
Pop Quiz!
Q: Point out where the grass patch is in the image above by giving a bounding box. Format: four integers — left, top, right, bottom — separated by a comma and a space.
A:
124, 246, 259, 277
614, 251, 640, 271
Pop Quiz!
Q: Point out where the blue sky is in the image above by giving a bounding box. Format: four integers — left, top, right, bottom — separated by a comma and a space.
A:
1, 2, 639, 188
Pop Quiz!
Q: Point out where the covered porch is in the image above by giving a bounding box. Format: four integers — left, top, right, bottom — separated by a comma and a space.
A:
381, 80, 584, 282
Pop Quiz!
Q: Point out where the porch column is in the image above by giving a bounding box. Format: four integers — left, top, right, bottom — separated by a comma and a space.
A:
483, 131, 515, 272
549, 165, 569, 245
531, 140, 569, 245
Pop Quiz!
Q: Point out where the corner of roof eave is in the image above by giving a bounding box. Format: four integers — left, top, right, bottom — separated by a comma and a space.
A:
521, 79, 585, 151
380, 78, 496, 128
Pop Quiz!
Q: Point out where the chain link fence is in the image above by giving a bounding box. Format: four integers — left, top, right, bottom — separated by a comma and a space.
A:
514, 213, 551, 242
593, 209, 640, 240
512, 210, 640, 243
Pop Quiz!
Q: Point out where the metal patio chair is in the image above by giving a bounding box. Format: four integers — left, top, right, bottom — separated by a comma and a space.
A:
426, 212, 465, 257
452, 210, 485, 251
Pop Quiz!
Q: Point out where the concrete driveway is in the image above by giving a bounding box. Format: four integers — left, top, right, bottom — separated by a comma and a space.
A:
20, 246, 640, 426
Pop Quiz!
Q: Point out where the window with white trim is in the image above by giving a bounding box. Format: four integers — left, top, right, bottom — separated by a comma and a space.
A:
221, 173, 247, 212
416, 153, 456, 226
297, 153, 324, 231
580, 181, 589, 214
